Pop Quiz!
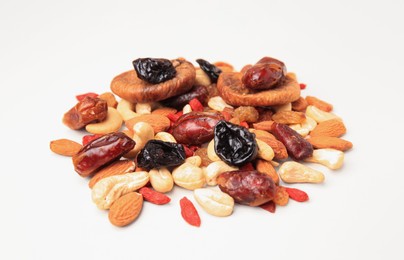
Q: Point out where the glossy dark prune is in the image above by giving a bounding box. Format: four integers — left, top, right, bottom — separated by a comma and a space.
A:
196, 59, 222, 83
217, 170, 276, 206
72, 132, 135, 177
133, 58, 176, 84
160, 85, 209, 109
214, 120, 257, 166
137, 140, 186, 171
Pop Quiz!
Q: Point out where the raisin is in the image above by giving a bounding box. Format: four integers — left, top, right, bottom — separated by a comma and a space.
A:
241, 57, 286, 90
194, 147, 213, 167
217, 170, 276, 206
196, 59, 222, 83
72, 132, 135, 177
137, 140, 186, 171
232, 106, 259, 123
214, 120, 258, 166
132, 58, 176, 84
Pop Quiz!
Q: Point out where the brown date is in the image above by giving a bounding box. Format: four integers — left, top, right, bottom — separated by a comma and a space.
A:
63, 96, 108, 130
171, 111, 224, 146
217, 170, 276, 206
241, 57, 286, 90
160, 85, 209, 109
72, 132, 135, 177
270, 122, 313, 161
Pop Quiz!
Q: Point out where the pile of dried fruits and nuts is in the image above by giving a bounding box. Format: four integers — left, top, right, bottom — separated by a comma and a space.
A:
50, 57, 353, 227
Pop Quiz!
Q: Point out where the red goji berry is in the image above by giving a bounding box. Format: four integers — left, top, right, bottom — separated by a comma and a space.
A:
299, 83, 306, 90
179, 197, 201, 227
76, 92, 98, 101
139, 187, 171, 205
239, 121, 249, 128
182, 145, 194, 158
284, 187, 309, 202
240, 162, 255, 171
167, 111, 183, 122
221, 110, 232, 121
82, 134, 103, 146
189, 98, 204, 112
260, 200, 276, 213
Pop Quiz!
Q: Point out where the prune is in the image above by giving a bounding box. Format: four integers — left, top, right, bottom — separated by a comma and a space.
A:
241, 57, 286, 90
63, 96, 108, 130
133, 58, 176, 84
214, 120, 257, 166
270, 122, 313, 160
160, 85, 209, 109
196, 59, 222, 83
137, 140, 186, 171
171, 111, 224, 146
217, 170, 276, 206
72, 132, 135, 177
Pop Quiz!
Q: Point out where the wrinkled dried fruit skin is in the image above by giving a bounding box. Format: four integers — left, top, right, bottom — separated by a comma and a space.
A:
214, 120, 257, 166
132, 58, 176, 84
270, 122, 313, 160
172, 111, 224, 146
160, 85, 209, 109
72, 132, 135, 177
217, 170, 276, 206
196, 59, 222, 83
63, 96, 108, 130
241, 57, 286, 90
137, 140, 186, 171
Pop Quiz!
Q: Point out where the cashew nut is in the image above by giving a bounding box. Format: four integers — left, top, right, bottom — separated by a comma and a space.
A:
149, 167, 174, 193
85, 107, 123, 134
185, 155, 202, 167
194, 188, 234, 217
135, 102, 152, 115
256, 139, 275, 161
301, 116, 317, 132
91, 171, 149, 210
208, 96, 233, 112
278, 161, 324, 183
289, 124, 310, 137
305, 148, 344, 170
204, 161, 238, 186
306, 105, 341, 123
172, 162, 205, 190
207, 139, 221, 162
117, 99, 139, 121
182, 104, 192, 114
154, 132, 177, 143
124, 122, 155, 158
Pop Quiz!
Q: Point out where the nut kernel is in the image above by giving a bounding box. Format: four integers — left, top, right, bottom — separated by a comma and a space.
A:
172, 162, 205, 190
256, 139, 275, 161
306, 105, 341, 123
208, 96, 233, 112
194, 188, 234, 217
85, 107, 123, 134
149, 167, 174, 193
117, 99, 139, 121
305, 148, 344, 170
279, 161, 324, 183
204, 161, 239, 186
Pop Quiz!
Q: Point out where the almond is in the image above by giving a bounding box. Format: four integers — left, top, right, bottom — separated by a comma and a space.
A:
108, 192, 143, 227
125, 114, 170, 133
272, 111, 306, 124
88, 160, 136, 188
252, 120, 274, 131
310, 119, 346, 137
256, 137, 288, 160
291, 96, 308, 112
151, 107, 178, 117
305, 96, 333, 112
255, 159, 279, 184
249, 129, 276, 140
50, 139, 82, 156
308, 136, 353, 151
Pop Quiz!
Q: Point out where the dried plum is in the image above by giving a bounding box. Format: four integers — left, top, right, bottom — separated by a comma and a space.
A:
196, 59, 222, 83
214, 120, 257, 166
137, 140, 186, 170
133, 58, 176, 84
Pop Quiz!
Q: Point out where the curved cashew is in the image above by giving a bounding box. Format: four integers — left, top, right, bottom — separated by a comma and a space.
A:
135, 102, 152, 115
207, 139, 221, 162
256, 139, 275, 161
301, 116, 317, 132
208, 96, 233, 112
85, 107, 123, 134
149, 167, 174, 193
305, 148, 344, 170
185, 155, 202, 167
124, 122, 155, 158
117, 99, 139, 121
204, 161, 238, 186
194, 188, 234, 217
154, 132, 177, 143
306, 105, 341, 123
172, 162, 205, 190
278, 161, 324, 183
91, 171, 149, 210
289, 124, 310, 137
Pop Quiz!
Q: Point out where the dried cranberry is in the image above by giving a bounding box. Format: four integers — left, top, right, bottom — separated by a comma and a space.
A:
132, 58, 176, 84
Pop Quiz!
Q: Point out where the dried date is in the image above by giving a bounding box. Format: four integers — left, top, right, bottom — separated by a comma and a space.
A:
160, 85, 209, 109
241, 57, 286, 90
133, 58, 176, 84
63, 96, 108, 130
217, 170, 276, 206
171, 111, 224, 146
72, 132, 135, 177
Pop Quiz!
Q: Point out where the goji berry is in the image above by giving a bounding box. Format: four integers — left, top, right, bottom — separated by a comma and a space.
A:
273, 186, 289, 206
166, 111, 183, 122
182, 145, 194, 158
284, 187, 309, 202
260, 200, 276, 213
139, 187, 171, 205
189, 98, 204, 112
179, 197, 201, 227
240, 162, 255, 171
239, 121, 249, 128
299, 83, 306, 90
82, 134, 103, 146
221, 110, 232, 121
76, 92, 98, 101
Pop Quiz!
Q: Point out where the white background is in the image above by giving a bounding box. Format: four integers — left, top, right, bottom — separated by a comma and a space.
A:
1, 0, 403, 259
